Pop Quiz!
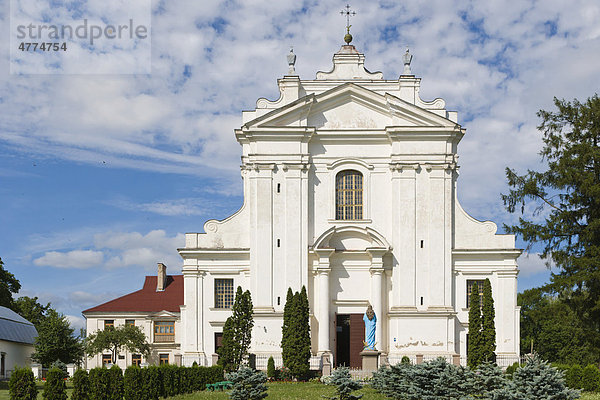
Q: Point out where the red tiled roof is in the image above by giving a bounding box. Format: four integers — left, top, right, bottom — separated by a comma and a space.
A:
83, 275, 183, 313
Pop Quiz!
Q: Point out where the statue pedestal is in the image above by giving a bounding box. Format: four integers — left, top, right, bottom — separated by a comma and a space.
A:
360, 349, 381, 371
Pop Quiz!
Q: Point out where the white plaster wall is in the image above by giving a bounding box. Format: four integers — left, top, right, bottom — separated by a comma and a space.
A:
0, 340, 35, 374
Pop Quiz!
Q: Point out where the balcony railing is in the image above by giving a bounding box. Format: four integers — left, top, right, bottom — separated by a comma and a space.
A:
154, 334, 175, 343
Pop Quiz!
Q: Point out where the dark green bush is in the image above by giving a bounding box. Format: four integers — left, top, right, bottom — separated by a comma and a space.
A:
71, 368, 90, 400
566, 364, 584, 389
108, 365, 124, 400
42, 366, 68, 400
144, 366, 162, 400
401, 356, 411, 365
124, 366, 144, 400
160, 364, 180, 397
582, 364, 600, 392
88, 367, 110, 400
267, 356, 276, 379
505, 361, 520, 378
9, 366, 38, 400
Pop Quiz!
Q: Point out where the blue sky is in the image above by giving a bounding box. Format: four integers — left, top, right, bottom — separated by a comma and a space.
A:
1, 0, 599, 330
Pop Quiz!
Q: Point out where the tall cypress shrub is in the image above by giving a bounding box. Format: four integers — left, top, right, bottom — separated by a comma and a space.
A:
467, 282, 484, 369
218, 286, 254, 372
281, 288, 294, 369
124, 366, 145, 400
144, 366, 162, 400
71, 368, 90, 400
42, 367, 68, 400
88, 367, 109, 400
582, 364, 600, 392
481, 279, 496, 363
9, 366, 38, 400
108, 365, 124, 400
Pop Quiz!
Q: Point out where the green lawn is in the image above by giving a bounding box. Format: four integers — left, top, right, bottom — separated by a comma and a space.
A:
0, 381, 597, 399
168, 382, 385, 399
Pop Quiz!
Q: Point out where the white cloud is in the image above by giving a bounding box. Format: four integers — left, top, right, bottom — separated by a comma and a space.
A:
517, 252, 555, 278
110, 198, 206, 216
33, 250, 104, 269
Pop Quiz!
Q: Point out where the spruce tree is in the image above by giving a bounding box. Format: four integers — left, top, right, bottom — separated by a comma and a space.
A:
482, 278, 496, 363
218, 286, 254, 372
226, 367, 268, 400
468, 282, 484, 369
511, 354, 579, 399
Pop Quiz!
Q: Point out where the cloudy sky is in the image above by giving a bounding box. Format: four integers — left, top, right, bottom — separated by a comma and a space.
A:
1, 0, 598, 331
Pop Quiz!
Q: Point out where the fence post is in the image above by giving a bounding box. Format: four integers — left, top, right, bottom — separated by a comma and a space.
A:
416, 354, 423, 364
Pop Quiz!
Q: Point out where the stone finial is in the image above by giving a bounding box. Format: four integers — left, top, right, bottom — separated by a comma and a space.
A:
287, 47, 297, 75
403, 47, 413, 75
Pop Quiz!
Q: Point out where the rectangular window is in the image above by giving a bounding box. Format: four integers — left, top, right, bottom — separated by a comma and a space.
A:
215, 332, 223, 354
102, 354, 111, 365
154, 321, 175, 343
466, 280, 485, 308
159, 354, 169, 365
104, 320, 114, 329
214, 279, 234, 309
125, 319, 135, 327
132, 354, 141, 367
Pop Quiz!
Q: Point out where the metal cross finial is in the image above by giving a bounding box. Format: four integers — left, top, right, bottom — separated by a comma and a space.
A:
340, 4, 356, 34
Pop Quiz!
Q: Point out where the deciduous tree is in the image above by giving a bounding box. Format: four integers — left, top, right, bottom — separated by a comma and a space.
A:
32, 309, 83, 366
85, 324, 150, 365
0, 257, 20, 309
13, 296, 51, 330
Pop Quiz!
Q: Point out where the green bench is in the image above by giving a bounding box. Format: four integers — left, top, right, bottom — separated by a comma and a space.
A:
206, 381, 233, 391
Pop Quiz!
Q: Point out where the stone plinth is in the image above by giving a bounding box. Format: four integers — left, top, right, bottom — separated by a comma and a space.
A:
360, 349, 381, 371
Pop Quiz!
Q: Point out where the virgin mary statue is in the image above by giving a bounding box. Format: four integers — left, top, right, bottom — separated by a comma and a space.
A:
363, 305, 377, 350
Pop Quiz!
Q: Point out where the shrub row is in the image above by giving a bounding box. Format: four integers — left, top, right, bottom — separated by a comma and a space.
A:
48, 363, 224, 400
554, 363, 600, 391
372, 354, 579, 400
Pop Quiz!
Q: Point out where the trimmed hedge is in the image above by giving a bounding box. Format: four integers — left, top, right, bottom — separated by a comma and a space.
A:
582, 364, 600, 392
71, 368, 90, 400
8, 366, 37, 400
43, 367, 68, 400
108, 366, 124, 400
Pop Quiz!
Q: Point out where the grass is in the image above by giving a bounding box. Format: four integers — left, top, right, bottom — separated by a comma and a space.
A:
168, 382, 385, 399
0, 381, 73, 400
0, 380, 597, 399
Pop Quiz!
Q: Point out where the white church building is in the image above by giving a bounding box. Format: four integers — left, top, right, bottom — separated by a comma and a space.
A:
84, 41, 521, 370
178, 43, 521, 368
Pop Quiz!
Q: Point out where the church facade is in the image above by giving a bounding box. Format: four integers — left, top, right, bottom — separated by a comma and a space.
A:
178, 44, 521, 368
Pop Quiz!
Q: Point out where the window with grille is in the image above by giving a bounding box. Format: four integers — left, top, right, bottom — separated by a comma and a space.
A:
102, 354, 111, 365
154, 321, 175, 343
214, 279, 234, 309
336, 170, 363, 220
125, 319, 135, 327
104, 320, 114, 329
132, 354, 141, 367
466, 280, 485, 308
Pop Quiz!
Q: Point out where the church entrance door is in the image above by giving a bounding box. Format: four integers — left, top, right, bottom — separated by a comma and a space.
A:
335, 313, 365, 368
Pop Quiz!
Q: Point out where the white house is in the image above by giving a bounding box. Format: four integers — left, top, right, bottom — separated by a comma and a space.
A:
178, 43, 522, 369
0, 306, 37, 378
83, 263, 184, 369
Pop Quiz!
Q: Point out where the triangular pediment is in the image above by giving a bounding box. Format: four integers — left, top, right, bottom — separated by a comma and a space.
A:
244, 83, 457, 130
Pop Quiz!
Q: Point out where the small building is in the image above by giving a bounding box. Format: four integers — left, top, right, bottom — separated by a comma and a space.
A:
83, 263, 184, 369
0, 306, 37, 378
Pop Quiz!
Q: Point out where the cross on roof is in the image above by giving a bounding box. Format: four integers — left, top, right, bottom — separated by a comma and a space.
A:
340, 4, 356, 34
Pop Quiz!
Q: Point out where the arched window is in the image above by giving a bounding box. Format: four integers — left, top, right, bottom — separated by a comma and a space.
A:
336, 170, 363, 220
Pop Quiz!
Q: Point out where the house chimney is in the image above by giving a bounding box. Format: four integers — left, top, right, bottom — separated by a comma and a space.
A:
157, 263, 167, 291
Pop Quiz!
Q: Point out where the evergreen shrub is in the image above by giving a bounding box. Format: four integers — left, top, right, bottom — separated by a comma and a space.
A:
505, 362, 520, 379
143, 366, 162, 400
108, 365, 123, 400
511, 354, 579, 399
124, 366, 144, 400
267, 356, 276, 380
42, 366, 68, 400
88, 367, 110, 400
400, 356, 411, 365
566, 365, 584, 389
227, 367, 268, 400
582, 364, 600, 392
8, 366, 38, 400
71, 368, 90, 400
160, 364, 179, 397
326, 366, 362, 400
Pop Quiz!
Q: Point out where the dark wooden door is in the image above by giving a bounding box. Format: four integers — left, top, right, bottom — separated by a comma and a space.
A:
349, 313, 365, 368
336, 313, 365, 368
336, 314, 350, 367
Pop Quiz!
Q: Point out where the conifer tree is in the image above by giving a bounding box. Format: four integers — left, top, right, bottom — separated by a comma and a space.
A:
511, 354, 579, 399
281, 288, 294, 371
482, 278, 496, 363
468, 282, 484, 369
218, 286, 254, 372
